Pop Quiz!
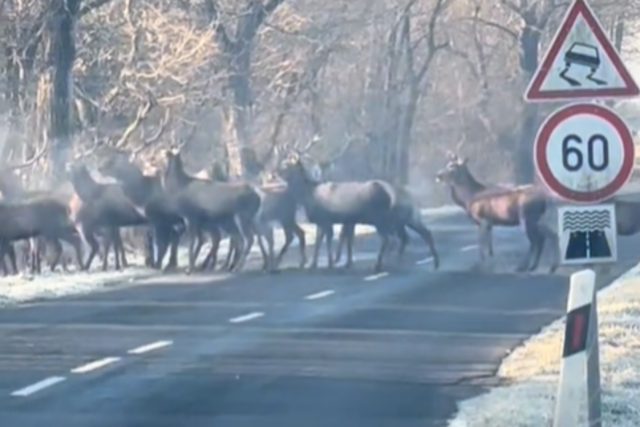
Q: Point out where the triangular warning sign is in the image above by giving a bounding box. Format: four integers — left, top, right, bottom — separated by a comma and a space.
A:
524, 0, 639, 102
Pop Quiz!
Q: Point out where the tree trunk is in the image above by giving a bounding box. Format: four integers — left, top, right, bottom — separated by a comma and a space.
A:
515, 22, 541, 183
42, 0, 80, 179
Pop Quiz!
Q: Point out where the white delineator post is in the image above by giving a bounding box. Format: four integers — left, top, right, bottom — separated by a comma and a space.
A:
553, 269, 602, 427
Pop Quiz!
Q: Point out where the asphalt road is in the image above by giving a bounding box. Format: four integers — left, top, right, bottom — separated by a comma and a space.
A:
0, 213, 639, 427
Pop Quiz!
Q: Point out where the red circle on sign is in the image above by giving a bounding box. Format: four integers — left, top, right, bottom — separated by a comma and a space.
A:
533, 103, 635, 203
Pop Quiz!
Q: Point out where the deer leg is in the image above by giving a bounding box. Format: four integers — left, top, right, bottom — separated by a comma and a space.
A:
258, 225, 274, 273
200, 228, 221, 271
2, 242, 17, 275
61, 230, 84, 272
192, 229, 205, 265
293, 223, 307, 269
310, 225, 325, 269
152, 226, 167, 269
102, 232, 113, 271
47, 239, 63, 273
28, 238, 37, 275
164, 226, 180, 271
396, 225, 410, 261
410, 223, 439, 269
516, 221, 537, 272
114, 230, 128, 269
334, 225, 349, 265
223, 230, 236, 270
344, 225, 356, 269
274, 223, 291, 269
252, 221, 272, 272
143, 228, 154, 268
185, 221, 199, 275
527, 223, 548, 272
325, 225, 335, 269
0, 245, 7, 276
233, 216, 254, 273
487, 225, 494, 257
374, 230, 391, 273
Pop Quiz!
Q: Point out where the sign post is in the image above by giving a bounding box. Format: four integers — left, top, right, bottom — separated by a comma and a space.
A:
525, 0, 639, 426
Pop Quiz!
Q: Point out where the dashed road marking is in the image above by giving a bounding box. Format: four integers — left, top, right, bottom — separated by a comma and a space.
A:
364, 272, 389, 281
461, 244, 479, 252
128, 340, 173, 355
11, 376, 66, 397
305, 290, 335, 300
229, 312, 264, 323
70, 357, 121, 374
416, 257, 434, 265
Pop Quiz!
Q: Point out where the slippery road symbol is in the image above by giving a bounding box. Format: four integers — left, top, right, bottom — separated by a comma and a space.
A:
559, 42, 608, 87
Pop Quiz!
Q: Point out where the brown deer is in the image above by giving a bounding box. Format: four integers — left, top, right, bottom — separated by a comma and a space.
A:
163, 148, 271, 273
334, 185, 439, 268
67, 162, 147, 271
435, 152, 558, 273
0, 143, 84, 274
278, 154, 399, 273
0, 195, 84, 275
97, 149, 183, 271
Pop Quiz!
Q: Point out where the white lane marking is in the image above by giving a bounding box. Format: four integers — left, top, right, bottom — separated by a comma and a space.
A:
461, 244, 479, 252
128, 340, 173, 355
305, 290, 335, 300
229, 312, 264, 323
70, 357, 121, 374
416, 257, 433, 265
364, 272, 389, 281
11, 376, 66, 397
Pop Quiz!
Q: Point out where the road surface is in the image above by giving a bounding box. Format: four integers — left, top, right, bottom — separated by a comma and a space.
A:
0, 213, 638, 427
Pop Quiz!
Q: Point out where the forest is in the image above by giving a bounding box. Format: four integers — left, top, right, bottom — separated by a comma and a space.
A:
0, 0, 638, 205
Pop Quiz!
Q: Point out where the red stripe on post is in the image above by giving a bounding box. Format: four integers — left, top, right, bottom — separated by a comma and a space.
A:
563, 304, 591, 358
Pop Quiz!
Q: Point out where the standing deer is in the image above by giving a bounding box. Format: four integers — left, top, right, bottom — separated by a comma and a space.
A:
163, 148, 271, 273
278, 154, 398, 273
98, 150, 183, 271
435, 152, 558, 273
334, 185, 439, 268
67, 162, 146, 271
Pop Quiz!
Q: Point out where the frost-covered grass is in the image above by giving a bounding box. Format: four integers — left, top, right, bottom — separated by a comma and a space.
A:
448, 263, 640, 427
0, 205, 468, 306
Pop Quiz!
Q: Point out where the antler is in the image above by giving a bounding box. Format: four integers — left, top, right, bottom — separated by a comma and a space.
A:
114, 91, 157, 149
322, 133, 354, 166
130, 108, 172, 160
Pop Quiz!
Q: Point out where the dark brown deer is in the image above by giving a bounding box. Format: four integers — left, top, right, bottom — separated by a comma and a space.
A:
67, 162, 147, 271
435, 153, 558, 273
278, 154, 399, 273
0, 142, 85, 274
334, 185, 440, 268
97, 149, 183, 271
163, 149, 270, 273
0, 195, 83, 275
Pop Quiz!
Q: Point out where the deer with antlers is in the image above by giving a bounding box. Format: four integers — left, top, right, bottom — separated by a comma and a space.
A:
163, 146, 272, 273
435, 151, 558, 273
277, 145, 402, 272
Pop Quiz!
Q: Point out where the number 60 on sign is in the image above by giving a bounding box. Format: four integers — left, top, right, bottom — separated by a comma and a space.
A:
534, 103, 635, 203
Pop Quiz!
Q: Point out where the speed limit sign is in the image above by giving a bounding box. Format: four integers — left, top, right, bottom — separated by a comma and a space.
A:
534, 103, 635, 203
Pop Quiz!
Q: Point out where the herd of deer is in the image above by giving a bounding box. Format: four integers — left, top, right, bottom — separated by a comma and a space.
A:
1, 145, 640, 278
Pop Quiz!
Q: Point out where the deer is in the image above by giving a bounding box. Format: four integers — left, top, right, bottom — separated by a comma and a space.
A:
97, 148, 183, 271
163, 148, 271, 273
333, 184, 440, 268
67, 162, 147, 271
0, 143, 84, 274
435, 152, 558, 273
277, 153, 400, 273
0, 195, 83, 273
